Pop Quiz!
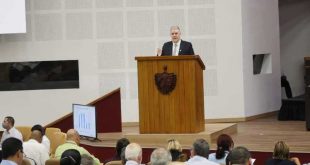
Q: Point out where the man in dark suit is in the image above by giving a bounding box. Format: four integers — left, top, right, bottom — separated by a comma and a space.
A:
158, 26, 195, 56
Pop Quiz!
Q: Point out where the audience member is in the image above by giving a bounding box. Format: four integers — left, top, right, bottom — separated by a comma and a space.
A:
209, 134, 234, 165
150, 148, 172, 165
55, 129, 100, 165
0, 137, 24, 165
121, 147, 127, 165
31, 124, 50, 153
185, 139, 219, 165
104, 138, 130, 164
226, 146, 251, 165
0, 116, 23, 147
167, 139, 187, 162
265, 141, 301, 165
81, 154, 94, 165
125, 143, 142, 165
60, 149, 81, 165
23, 130, 49, 165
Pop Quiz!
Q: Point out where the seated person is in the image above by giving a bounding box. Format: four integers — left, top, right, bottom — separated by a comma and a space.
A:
60, 149, 81, 165
185, 139, 219, 165
104, 138, 130, 164
150, 148, 172, 165
23, 130, 49, 165
209, 134, 234, 165
55, 129, 100, 165
0, 137, 24, 165
31, 124, 50, 153
167, 139, 187, 162
0, 116, 23, 148
125, 143, 142, 165
226, 146, 251, 165
265, 141, 301, 165
81, 154, 94, 165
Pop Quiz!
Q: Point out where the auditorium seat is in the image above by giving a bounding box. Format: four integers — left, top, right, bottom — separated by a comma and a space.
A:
105, 160, 122, 165
22, 158, 32, 165
16, 126, 31, 141
45, 158, 60, 165
45, 127, 61, 140
49, 132, 67, 157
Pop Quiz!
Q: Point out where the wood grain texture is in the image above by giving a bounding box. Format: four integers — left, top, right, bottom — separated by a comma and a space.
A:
136, 55, 205, 133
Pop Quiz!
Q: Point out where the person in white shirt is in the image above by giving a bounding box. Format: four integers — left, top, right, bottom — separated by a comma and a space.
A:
208, 134, 234, 165
0, 116, 23, 148
125, 143, 142, 165
0, 137, 24, 165
31, 124, 50, 153
186, 139, 219, 165
23, 130, 49, 165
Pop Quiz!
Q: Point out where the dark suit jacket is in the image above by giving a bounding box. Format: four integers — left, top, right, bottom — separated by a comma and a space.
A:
161, 40, 195, 56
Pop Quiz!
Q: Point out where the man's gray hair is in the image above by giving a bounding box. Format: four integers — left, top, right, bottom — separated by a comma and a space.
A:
170, 26, 180, 31
125, 143, 142, 161
226, 146, 251, 165
150, 148, 172, 165
192, 139, 210, 158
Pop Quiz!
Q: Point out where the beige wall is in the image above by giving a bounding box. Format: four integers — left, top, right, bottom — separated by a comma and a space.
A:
0, 0, 281, 126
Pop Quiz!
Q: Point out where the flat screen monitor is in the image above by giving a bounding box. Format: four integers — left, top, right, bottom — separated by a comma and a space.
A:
72, 104, 97, 139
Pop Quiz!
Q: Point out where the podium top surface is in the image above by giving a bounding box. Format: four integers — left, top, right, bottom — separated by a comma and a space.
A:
135, 55, 205, 70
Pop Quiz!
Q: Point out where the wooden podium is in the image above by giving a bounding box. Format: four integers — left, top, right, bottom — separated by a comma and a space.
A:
135, 55, 205, 134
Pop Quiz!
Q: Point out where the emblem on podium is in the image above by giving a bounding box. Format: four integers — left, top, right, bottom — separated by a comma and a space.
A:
155, 65, 177, 95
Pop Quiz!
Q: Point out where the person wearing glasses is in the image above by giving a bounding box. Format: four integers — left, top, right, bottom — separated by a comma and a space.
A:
0, 137, 24, 165
157, 26, 195, 56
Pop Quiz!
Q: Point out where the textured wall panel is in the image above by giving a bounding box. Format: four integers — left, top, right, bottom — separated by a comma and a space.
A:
205, 69, 218, 96
192, 39, 216, 65
129, 72, 138, 99
65, 0, 93, 9
34, 0, 62, 10
99, 73, 126, 99
128, 41, 155, 68
66, 13, 93, 40
127, 11, 154, 38
188, 8, 215, 35
158, 0, 184, 6
96, 12, 123, 38
96, 0, 123, 8
97, 42, 125, 69
34, 14, 63, 41
126, 0, 153, 7
158, 9, 185, 36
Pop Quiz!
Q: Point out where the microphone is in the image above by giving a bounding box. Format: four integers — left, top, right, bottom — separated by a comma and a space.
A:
24, 154, 37, 165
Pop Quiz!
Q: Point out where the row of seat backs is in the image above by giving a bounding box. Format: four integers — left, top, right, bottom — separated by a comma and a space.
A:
15, 126, 66, 156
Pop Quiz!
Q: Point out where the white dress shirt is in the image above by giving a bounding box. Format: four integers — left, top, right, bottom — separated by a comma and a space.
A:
186, 155, 219, 165
0, 127, 23, 147
42, 135, 50, 153
125, 160, 140, 165
172, 40, 181, 56
208, 152, 229, 165
0, 160, 18, 165
23, 139, 49, 165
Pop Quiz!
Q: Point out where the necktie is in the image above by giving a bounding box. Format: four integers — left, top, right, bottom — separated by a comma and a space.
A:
173, 43, 178, 55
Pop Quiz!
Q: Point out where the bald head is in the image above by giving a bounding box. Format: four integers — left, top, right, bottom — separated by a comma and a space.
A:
66, 129, 80, 144
30, 130, 43, 143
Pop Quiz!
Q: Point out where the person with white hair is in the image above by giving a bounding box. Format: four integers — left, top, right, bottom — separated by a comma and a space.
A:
125, 143, 142, 165
150, 148, 172, 165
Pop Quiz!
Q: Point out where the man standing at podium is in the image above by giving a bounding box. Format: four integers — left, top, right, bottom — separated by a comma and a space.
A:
158, 26, 195, 56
